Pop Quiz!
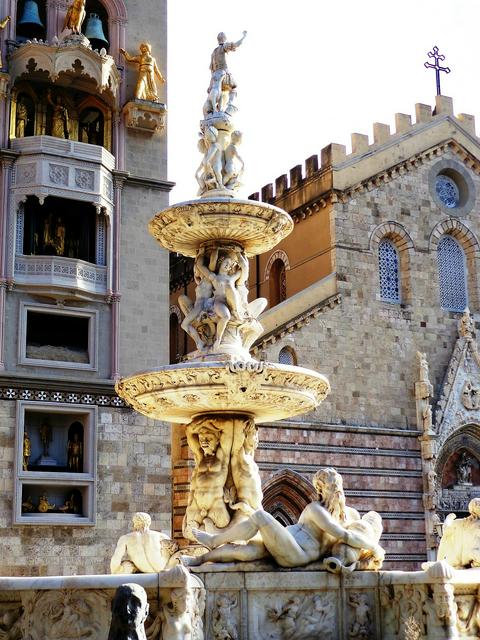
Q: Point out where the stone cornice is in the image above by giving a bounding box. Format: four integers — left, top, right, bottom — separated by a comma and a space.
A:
125, 174, 175, 192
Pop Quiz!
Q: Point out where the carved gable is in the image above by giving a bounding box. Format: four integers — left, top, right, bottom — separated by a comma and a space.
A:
435, 310, 480, 449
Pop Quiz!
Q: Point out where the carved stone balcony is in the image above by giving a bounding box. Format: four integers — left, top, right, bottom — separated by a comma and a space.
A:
11, 136, 114, 213
14, 255, 108, 298
9, 39, 120, 106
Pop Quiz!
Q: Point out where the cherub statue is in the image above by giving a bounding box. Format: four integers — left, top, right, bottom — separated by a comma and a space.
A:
63, 0, 86, 35
223, 130, 244, 190
120, 43, 165, 102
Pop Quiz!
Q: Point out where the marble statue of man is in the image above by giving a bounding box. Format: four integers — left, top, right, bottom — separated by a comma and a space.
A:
110, 512, 178, 574
437, 498, 480, 568
108, 583, 149, 640
208, 31, 247, 113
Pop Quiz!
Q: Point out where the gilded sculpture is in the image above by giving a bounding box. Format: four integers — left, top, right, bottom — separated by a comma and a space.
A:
16, 99, 28, 138
0, 15, 10, 70
23, 431, 31, 471
47, 91, 69, 139
186, 467, 385, 570
38, 495, 56, 512
120, 43, 165, 102
63, 0, 86, 35
67, 432, 83, 472
110, 512, 178, 574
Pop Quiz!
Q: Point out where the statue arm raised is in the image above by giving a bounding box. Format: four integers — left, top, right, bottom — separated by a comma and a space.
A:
0, 16, 10, 29
219, 419, 234, 462
120, 49, 140, 64
228, 31, 247, 50
195, 249, 214, 284
110, 536, 127, 574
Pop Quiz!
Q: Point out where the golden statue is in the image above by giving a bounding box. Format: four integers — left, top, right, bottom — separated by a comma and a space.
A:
38, 495, 56, 513
67, 432, 83, 472
23, 431, 31, 471
22, 496, 34, 513
39, 422, 51, 457
0, 15, 10, 70
47, 91, 69, 139
63, 0, 86, 35
120, 43, 165, 102
16, 100, 28, 138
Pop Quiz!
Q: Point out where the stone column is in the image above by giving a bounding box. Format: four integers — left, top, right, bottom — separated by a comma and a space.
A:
110, 171, 128, 380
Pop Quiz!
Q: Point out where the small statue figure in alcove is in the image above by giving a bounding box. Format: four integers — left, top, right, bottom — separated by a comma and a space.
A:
67, 432, 83, 472
457, 451, 474, 485
16, 99, 29, 138
39, 422, 51, 457
47, 90, 70, 139
23, 431, 31, 470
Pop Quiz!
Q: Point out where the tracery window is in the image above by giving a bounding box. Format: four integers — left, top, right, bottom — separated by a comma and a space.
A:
437, 235, 468, 312
279, 346, 296, 366
436, 175, 460, 209
378, 239, 400, 303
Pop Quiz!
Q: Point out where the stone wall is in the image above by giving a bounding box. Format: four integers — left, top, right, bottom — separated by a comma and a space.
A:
0, 401, 172, 576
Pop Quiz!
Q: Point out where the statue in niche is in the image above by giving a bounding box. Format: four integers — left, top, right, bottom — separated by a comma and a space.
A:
22, 495, 34, 512
437, 497, 480, 568
47, 91, 70, 139
207, 31, 247, 115
183, 417, 233, 539
63, 0, 86, 35
457, 451, 474, 485
0, 16, 10, 70
23, 431, 31, 470
108, 583, 149, 640
185, 467, 385, 570
120, 43, 165, 103
39, 422, 52, 457
110, 512, 178, 574
38, 495, 56, 513
43, 213, 65, 256
16, 100, 29, 138
59, 490, 82, 514
67, 432, 83, 472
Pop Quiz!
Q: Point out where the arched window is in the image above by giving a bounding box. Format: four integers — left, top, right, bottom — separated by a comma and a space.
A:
438, 235, 468, 312
378, 239, 400, 303
269, 258, 287, 307
279, 346, 297, 366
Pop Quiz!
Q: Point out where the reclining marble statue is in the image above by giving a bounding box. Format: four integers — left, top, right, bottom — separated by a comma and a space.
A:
185, 467, 385, 570
437, 497, 480, 568
110, 512, 178, 574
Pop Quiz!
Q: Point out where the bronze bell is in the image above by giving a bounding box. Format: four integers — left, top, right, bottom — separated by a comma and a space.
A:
84, 13, 108, 48
18, 0, 44, 27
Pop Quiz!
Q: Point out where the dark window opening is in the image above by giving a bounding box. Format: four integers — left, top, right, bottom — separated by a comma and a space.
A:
22, 196, 97, 264
26, 311, 90, 363
170, 313, 180, 364
79, 107, 104, 146
269, 259, 287, 307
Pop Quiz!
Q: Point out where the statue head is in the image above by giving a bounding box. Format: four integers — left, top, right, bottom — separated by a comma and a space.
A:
468, 498, 480, 519
231, 130, 242, 145
312, 468, 347, 523
170, 588, 189, 614
132, 512, 151, 532
140, 42, 151, 53
217, 32, 227, 44
362, 511, 383, 540
109, 583, 149, 635
198, 426, 220, 455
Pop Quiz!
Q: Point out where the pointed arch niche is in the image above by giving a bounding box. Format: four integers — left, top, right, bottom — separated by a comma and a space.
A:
435, 426, 480, 518
262, 469, 316, 526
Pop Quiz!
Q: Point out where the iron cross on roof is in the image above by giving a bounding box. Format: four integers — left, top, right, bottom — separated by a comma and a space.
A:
424, 46, 451, 96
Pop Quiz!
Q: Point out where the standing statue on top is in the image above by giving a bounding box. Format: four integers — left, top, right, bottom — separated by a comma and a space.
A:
197, 31, 247, 197
0, 15, 10, 69
63, 0, 86, 35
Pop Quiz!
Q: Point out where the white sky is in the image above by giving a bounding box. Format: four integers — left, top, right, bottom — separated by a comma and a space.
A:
167, 0, 479, 203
